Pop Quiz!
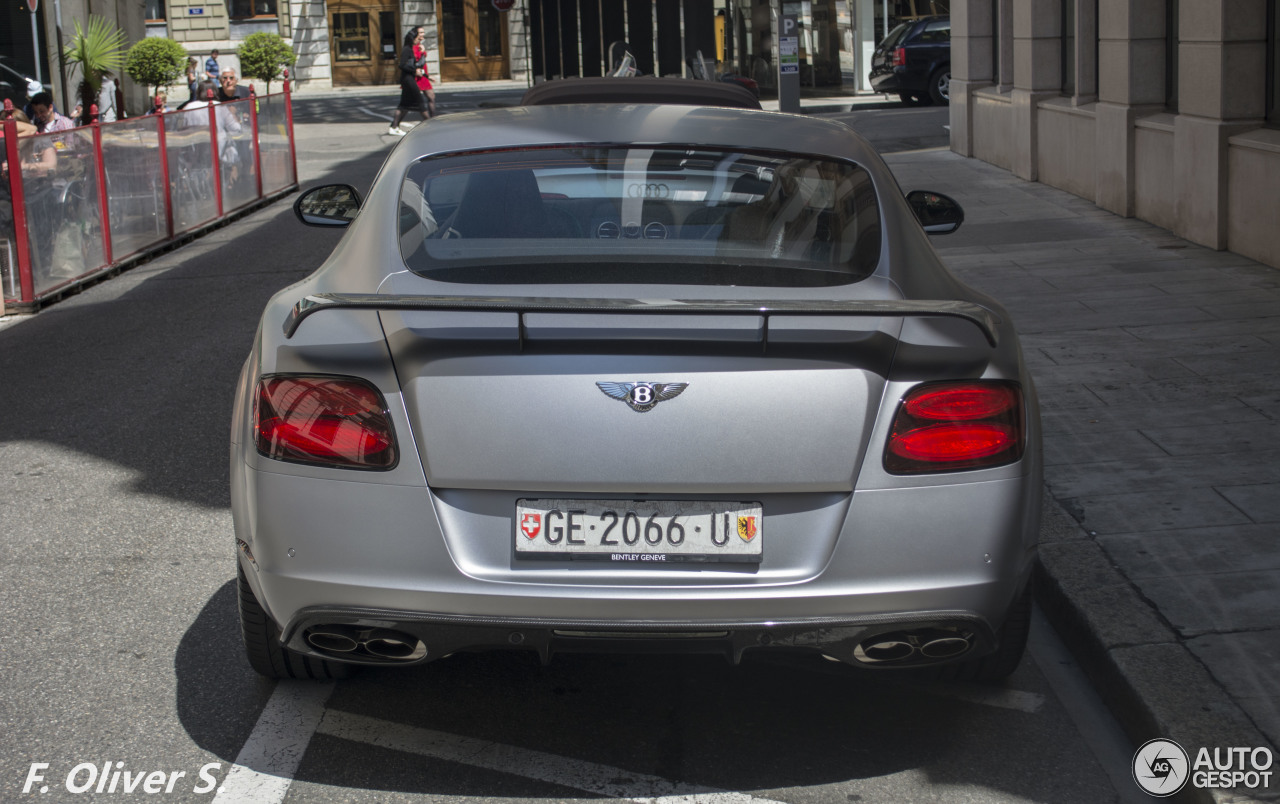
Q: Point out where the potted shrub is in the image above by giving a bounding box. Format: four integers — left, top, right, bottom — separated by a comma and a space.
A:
237, 33, 297, 94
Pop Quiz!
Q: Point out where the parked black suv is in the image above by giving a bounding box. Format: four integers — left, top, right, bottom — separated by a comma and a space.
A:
870, 16, 951, 105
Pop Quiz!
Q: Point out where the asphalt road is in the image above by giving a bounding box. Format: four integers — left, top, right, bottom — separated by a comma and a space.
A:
0, 95, 1145, 804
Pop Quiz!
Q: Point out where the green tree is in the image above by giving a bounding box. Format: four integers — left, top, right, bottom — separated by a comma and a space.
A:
237, 33, 297, 93
125, 37, 189, 98
63, 16, 127, 123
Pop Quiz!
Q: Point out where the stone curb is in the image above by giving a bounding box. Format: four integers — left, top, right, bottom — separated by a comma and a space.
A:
1034, 490, 1278, 804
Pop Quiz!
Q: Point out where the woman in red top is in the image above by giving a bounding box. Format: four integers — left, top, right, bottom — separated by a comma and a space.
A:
414, 32, 436, 118
389, 26, 433, 136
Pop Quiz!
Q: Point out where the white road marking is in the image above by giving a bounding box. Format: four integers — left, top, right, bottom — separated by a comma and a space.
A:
211, 681, 335, 804
317, 708, 786, 804
357, 105, 393, 121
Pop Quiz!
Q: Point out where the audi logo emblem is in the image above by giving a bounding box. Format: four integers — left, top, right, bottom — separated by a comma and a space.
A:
627, 183, 670, 199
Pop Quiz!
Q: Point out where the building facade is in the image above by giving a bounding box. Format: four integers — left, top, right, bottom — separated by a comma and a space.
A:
131, 0, 950, 92
949, 0, 1279, 269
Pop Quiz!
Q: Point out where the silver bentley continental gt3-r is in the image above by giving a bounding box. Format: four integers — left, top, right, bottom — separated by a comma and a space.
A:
230, 97, 1042, 682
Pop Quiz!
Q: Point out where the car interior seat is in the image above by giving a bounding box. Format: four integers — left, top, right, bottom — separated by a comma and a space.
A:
679, 173, 773, 239
446, 169, 548, 238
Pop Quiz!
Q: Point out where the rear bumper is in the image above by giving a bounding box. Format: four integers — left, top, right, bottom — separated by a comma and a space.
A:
233, 454, 1041, 666
869, 69, 920, 95
278, 604, 1001, 669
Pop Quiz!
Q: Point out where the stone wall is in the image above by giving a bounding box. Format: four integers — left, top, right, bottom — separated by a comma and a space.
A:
950, 0, 1278, 270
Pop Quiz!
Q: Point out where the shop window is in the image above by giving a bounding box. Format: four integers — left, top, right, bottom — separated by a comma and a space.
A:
1062, 0, 1097, 100
379, 11, 397, 61
1062, 0, 1075, 94
993, 0, 1012, 89
146, 0, 166, 22
1268, 0, 1278, 125
442, 0, 466, 59
1165, 0, 1178, 111
229, 0, 276, 17
333, 12, 371, 61
992, 0, 1000, 84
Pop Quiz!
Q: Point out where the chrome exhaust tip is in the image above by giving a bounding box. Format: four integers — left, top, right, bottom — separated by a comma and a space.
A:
919, 636, 971, 658
855, 639, 916, 663
307, 628, 360, 653
363, 629, 425, 660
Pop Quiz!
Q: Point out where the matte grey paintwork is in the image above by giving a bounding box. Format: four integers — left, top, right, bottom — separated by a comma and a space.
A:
230, 103, 1042, 666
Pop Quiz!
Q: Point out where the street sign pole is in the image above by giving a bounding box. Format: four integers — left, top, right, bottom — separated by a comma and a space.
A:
776, 1, 800, 113
54, 0, 68, 108
29, 0, 44, 87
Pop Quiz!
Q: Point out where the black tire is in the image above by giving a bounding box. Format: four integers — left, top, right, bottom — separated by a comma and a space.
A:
928, 67, 951, 106
935, 585, 1031, 683
238, 563, 355, 680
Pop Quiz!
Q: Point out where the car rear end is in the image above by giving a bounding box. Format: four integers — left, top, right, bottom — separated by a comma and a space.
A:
870, 17, 951, 103
231, 107, 1040, 677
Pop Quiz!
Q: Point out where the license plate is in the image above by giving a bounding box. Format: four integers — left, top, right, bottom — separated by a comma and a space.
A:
515, 499, 763, 563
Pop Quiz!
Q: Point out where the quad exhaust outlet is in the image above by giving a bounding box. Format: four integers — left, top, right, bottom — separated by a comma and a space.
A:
306, 625, 426, 662
853, 628, 973, 665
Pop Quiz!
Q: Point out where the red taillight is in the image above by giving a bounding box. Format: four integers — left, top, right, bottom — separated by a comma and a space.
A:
254, 376, 397, 469
892, 47, 906, 67
885, 382, 1023, 474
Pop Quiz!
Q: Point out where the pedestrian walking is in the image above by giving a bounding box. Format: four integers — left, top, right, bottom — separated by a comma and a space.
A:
413, 31, 436, 118
185, 57, 200, 101
388, 26, 432, 136
205, 50, 221, 83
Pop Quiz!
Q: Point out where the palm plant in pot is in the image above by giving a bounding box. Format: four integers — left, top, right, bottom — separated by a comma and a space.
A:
63, 16, 127, 124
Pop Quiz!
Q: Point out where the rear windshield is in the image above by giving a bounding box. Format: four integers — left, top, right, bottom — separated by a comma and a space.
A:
880, 23, 912, 50
398, 145, 881, 287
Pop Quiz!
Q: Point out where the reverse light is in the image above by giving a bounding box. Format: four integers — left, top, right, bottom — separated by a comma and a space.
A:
254, 375, 397, 469
892, 47, 907, 67
885, 381, 1023, 474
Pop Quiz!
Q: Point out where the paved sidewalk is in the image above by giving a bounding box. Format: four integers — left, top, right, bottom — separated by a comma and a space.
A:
880, 146, 1280, 801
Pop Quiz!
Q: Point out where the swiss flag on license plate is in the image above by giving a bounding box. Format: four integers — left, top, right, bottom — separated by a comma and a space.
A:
520, 513, 542, 539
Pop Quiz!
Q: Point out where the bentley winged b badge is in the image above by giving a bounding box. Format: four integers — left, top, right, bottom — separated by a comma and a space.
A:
596, 381, 689, 413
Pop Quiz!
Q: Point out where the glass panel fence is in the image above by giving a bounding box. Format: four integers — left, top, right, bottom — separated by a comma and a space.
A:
2, 137, 18, 302
166, 107, 220, 233
4, 91, 294, 305
257, 94, 294, 194
18, 127, 107, 298
220, 97, 259, 213
101, 115, 168, 259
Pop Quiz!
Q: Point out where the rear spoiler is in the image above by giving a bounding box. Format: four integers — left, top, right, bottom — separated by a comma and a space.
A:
284, 293, 1001, 347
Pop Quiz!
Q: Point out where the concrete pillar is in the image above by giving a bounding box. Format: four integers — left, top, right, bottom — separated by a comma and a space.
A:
950, 0, 993, 157
1093, 0, 1165, 216
1010, 0, 1060, 180
857, 0, 875, 93
1172, 0, 1267, 249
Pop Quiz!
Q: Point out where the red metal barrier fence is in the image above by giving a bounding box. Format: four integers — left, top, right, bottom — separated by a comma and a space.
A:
0, 82, 298, 311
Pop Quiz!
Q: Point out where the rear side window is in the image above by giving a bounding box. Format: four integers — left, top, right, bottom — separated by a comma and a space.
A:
917, 20, 951, 43
398, 146, 882, 287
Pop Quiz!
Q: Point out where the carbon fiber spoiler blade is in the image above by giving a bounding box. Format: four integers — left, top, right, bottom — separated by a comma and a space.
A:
283, 293, 1001, 347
